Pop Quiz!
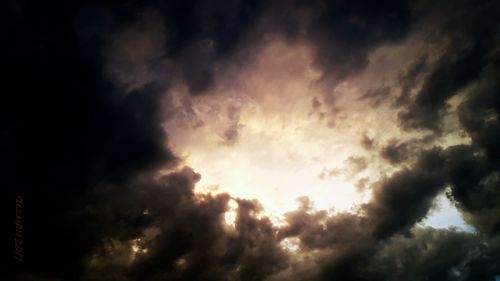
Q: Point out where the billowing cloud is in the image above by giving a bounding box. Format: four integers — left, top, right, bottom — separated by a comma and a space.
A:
7, 0, 500, 281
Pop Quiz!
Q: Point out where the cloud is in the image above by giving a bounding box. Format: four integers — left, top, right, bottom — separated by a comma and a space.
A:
219, 105, 242, 146
395, 54, 428, 106
71, 168, 287, 281
380, 139, 412, 164
7, 0, 500, 281
5, 4, 185, 279
379, 137, 434, 165
295, 0, 413, 87
364, 148, 447, 238
318, 156, 368, 180
361, 133, 376, 150
358, 86, 391, 108
363, 227, 499, 281
103, 11, 169, 92
398, 0, 500, 132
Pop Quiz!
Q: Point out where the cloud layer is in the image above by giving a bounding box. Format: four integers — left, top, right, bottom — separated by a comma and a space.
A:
6, 0, 500, 280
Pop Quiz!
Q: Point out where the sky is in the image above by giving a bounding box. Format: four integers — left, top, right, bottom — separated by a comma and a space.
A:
5, 0, 500, 280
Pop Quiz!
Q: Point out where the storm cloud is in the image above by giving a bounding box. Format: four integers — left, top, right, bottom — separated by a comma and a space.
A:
6, 0, 500, 281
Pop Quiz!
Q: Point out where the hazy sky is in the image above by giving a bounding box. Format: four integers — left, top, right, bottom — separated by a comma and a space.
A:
7, 0, 500, 280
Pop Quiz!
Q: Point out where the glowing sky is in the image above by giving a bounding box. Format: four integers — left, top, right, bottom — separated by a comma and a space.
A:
163, 39, 469, 228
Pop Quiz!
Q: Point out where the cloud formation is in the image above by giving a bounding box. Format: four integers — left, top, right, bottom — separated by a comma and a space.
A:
6, 0, 500, 281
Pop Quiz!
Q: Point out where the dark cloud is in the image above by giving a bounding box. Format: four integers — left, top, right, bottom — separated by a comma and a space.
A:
398, 0, 500, 132
402, 5, 500, 237
102, 10, 169, 92
380, 139, 411, 164
309, 96, 325, 118
361, 133, 375, 150
220, 105, 242, 146
96, 0, 267, 96
76, 169, 287, 281
446, 65, 500, 236
458, 66, 500, 161
364, 148, 447, 238
276, 198, 375, 281
274, 196, 500, 281
396, 54, 428, 106
300, 0, 413, 87
222, 125, 240, 145
444, 145, 500, 236
5, 2, 177, 279
158, 0, 266, 96
279, 144, 500, 280
358, 86, 391, 107
380, 135, 436, 164
363, 227, 500, 281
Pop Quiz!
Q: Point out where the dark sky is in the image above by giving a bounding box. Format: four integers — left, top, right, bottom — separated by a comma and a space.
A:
4, 0, 500, 280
